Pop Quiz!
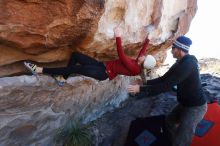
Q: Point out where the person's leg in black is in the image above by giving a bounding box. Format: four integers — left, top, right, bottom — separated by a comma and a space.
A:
70, 65, 108, 80
24, 52, 107, 80
63, 52, 103, 79
67, 52, 102, 67
43, 63, 108, 81
43, 66, 74, 77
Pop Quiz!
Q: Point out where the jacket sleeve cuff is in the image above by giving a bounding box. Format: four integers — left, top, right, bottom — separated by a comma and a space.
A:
116, 37, 121, 41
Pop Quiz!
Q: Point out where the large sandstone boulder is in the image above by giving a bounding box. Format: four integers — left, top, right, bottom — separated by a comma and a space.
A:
0, 0, 197, 145
0, 0, 197, 76
0, 75, 129, 146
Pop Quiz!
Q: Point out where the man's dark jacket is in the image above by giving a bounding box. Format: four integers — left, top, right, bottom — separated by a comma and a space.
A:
140, 54, 206, 107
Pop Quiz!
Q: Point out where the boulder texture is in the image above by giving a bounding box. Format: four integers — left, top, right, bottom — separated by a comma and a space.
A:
0, 0, 197, 76
0, 75, 129, 146
0, 0, 198, 145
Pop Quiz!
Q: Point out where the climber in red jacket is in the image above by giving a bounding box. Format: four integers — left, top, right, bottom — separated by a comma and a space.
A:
24, 26, 156, 86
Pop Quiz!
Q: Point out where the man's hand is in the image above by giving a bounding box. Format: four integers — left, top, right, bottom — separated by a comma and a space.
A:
127, 84, 140, 94
114, 26, 120, 37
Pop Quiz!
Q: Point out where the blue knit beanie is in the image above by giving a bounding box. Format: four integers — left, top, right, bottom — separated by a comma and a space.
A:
173, 36, 192, 52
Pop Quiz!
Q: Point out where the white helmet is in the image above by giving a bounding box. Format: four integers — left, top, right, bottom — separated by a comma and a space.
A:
143, 55, 156, 69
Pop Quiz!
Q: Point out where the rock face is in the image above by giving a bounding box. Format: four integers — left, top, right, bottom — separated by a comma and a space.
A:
0, 0, 198, 145
0, 75, 129, 146
0, 0, 197, 76
199, 58, 220, 75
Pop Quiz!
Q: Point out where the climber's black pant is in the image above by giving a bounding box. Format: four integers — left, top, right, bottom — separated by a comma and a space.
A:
43, 52, 108, 81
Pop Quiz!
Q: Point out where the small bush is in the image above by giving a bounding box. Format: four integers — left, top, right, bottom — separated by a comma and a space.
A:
56, 120, 92, 146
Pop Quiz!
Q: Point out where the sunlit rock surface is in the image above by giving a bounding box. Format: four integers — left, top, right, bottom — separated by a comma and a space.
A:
0, 75, 129, 146
0, 0, 197, 145
0, 0, 197, 76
